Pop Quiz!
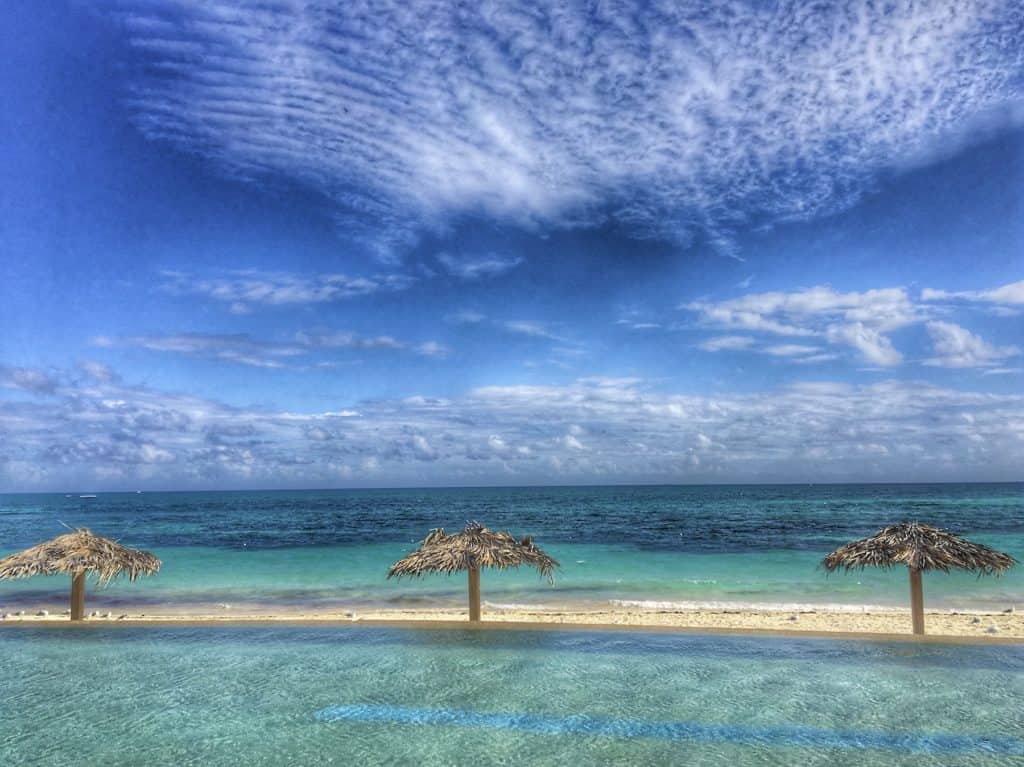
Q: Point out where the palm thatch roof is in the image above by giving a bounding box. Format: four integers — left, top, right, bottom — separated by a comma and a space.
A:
822, 522, 1016, 575
388, 522, 559, 581
0, 528, 161, 585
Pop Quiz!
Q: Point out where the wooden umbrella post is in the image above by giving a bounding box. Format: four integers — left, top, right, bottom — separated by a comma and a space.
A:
468, 567, 481, 623
909, 567, 925, 635
70, 571, 86, 621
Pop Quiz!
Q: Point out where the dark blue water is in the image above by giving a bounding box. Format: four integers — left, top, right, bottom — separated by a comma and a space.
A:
2, 483, 1020, 550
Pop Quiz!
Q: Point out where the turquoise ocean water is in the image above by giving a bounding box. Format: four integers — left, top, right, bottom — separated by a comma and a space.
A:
1, 626, 1021, 765
0, 484, 1021, 613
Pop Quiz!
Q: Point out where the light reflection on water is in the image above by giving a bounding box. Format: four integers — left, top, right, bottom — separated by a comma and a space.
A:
1, 626, 1021, 766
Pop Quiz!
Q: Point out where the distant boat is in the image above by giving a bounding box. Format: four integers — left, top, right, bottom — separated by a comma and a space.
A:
79, 495, 97, 499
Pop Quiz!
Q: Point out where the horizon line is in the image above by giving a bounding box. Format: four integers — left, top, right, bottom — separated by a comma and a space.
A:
2, 479, 1022, 496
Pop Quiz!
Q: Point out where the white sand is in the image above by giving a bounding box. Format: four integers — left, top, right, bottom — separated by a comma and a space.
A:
3, 604, 1021, 638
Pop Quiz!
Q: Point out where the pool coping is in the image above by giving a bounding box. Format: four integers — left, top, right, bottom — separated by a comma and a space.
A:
2, 617, 1022, 644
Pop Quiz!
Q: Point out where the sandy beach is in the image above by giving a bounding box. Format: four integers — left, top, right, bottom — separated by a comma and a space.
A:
4, 604, 1021, 639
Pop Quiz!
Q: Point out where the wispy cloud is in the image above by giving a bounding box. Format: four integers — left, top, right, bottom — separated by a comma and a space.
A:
761, 344, 822, 357
447, 311, 569, 345
924, 321, 1020, 368
502, 320, 562, 341
615, 308, 663, 331
113, 1, 1024, 256
3, 368, 1022, 489
160, 270, 413, 313
95, 333, 306, 369
95, 330, 450, 367
825, 323, 903, 367
436, 253, 523, 280
415, 341, 452, 359
685, 286, 918, 365
446, 310, 487, 326
699, 336, 837, 364
699, 335, 755, 352
294, 331, 406, 352
922, 280, 1024, 309
77, 360, 118, 383
0, 365, 58, 394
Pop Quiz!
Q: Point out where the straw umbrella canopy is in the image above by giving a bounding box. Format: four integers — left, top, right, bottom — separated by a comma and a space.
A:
0, 529, 161, 620
822, 522, 1015, 635
388, 521, 559, 622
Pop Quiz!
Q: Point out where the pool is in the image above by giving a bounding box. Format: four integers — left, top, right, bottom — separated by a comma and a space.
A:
1, 626, 1021, 765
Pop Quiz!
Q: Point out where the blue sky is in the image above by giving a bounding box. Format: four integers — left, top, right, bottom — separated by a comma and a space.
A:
1, 0, 1022, 491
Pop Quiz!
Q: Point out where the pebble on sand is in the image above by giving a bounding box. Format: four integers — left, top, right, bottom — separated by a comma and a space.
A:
986, 625, 1000, 634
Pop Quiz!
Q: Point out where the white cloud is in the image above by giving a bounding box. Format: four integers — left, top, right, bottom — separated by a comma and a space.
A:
699, 336, 755, 352
77, 360, 118, 383
416, 341, 452, 359
825, 323, 903, 367
114, 0, 1024, 256
4, 369, 1022, 489
924, 321, 1020, 368
762, 344, 824, 357
436, 253, 523, 280
922, 280, 1024, 306
98, 333, 306, 368
686, 286, 917, 365
449, 311, 486, 325
98, 330, 451, 367
0, 366, 59, 394
160, 270, 413, 312
295, 332, 406, 351
446, 312, 573, 353
502, 320, 562, 341
616, 309, 663, 331
687, 286, 918, 332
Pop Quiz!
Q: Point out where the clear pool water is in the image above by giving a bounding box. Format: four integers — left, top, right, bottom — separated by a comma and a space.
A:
1, 626, 1021, 766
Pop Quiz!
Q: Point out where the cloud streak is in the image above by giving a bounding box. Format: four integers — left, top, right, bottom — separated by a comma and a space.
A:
160, 270, 413, 313
114, 0, 1024, 256
95, 330, 450, 367
436, 253, 523, 280
922, 280, 1024, 310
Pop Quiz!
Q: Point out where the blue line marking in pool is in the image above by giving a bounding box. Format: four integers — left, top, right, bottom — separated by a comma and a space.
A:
313, 704, 1024, 756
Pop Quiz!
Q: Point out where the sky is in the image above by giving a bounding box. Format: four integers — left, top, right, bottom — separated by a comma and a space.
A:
1, 0, 1022, 491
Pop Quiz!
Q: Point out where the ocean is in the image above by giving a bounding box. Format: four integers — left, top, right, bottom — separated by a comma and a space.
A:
0, 484, 1021, 614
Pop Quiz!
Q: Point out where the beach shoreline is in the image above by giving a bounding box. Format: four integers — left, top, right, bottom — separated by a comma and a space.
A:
3, 604, 1021, 640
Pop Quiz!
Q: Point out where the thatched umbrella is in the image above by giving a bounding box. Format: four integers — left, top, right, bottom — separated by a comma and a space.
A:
0, 529, 160, 620
822, 522, 1015, 635
388, 521, 559, 622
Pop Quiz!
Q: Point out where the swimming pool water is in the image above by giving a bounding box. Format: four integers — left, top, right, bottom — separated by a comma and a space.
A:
1, 626, 1021, 766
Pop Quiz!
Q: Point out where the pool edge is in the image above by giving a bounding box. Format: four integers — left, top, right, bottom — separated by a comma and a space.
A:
2, 618, 1022, 644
